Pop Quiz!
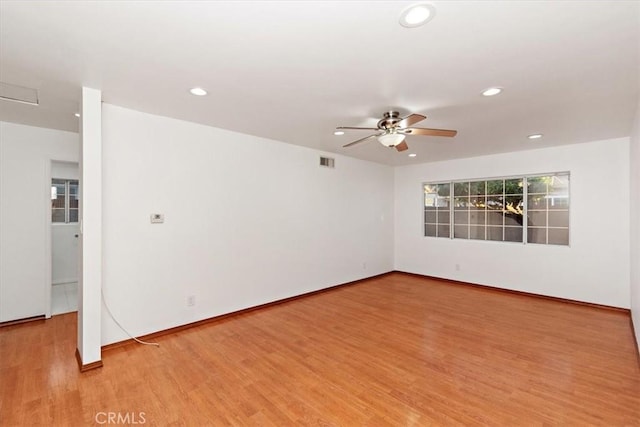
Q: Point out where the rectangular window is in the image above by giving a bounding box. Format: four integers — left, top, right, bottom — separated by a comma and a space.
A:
423, 173, 569, 245
527, 173, 569, 245
424, 182, 450, 238
51, 179, 79, 223
452, 177, 524, 243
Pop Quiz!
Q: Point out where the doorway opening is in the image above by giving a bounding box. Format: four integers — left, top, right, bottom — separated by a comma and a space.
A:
50, 161, 79, 315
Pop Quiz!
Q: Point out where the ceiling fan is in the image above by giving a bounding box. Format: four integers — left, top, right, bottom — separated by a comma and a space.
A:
337, 111, 457, 152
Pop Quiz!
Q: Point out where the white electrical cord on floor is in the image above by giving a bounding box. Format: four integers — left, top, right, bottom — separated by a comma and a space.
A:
101, 288, 159, 347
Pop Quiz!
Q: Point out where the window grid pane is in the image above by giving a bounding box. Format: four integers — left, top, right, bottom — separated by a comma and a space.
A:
51, 179, 80, 224
424, 183, 451, 238
425, 173, 568, 246
527, 173, 569, 245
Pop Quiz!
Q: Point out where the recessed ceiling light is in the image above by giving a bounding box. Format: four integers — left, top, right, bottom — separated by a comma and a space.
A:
482, 87, 503, 97
528, 133, 543, 139
399, 2, 436, 28
74, 113, 80, 117
333, 130, 345, 136
189, 87, 207, 96
408, 153, 417, 158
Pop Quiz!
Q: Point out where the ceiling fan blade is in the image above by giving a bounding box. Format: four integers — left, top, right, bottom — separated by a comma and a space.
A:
343, 133, 380, 148
336, 126, 379, 131
397, 113, 426, 128
395, 141, 409, 152
401, 127, 457, 137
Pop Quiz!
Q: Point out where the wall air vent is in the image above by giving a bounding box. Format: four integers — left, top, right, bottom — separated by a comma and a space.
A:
0, 82, 39, 106
319, 156, 335, 168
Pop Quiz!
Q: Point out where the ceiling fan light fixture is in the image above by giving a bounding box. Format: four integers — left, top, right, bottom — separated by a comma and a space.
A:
528, 133, 543, 140
378, 132, 406, 147
399, 3, 436, 28
408, 153, 417, 158
339, 110, 456, 150
333, 130, 345, 136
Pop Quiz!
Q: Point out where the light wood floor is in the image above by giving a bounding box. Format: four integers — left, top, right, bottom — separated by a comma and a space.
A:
1, 273, 639, 426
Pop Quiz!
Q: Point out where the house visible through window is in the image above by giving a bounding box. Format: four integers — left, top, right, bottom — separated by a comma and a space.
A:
51, 179, 79, 223
424, 173, 569, 245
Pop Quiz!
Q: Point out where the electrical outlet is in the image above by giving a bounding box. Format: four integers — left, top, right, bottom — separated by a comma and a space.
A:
187, 295, 195, 307
455, 263, 461, 271
150, 213, 164, 224
363, 262, 367, 270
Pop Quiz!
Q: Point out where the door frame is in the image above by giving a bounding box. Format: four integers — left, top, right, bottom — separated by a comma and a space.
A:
45, 159, 80, 318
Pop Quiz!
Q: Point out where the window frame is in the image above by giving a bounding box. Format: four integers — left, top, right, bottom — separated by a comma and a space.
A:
423, 172, 570, 246
51, 178, 79, 224
423, 181, 452, 239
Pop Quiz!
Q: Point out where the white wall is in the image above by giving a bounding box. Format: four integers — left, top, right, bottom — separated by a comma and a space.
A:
52, 161, 79, 180
395, 138, 631, 308
0, 121, 79, 322
101, 104, 394, 345
630, 98, 640, 352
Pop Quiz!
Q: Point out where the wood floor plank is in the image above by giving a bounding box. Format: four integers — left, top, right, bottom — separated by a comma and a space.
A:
1, 273, 639, 425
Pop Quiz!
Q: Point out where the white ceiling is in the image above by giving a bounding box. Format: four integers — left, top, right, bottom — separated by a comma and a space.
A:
1, 1, 638, 166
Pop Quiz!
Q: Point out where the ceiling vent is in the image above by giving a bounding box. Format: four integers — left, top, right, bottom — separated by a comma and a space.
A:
319, 156, 335, 168
0, 82, 39, 106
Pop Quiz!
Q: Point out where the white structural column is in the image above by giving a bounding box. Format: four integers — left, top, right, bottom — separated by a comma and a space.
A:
77, 87, 103, 369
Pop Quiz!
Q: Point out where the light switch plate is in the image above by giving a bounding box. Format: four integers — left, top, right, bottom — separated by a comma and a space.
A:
150, 213, 164, 223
